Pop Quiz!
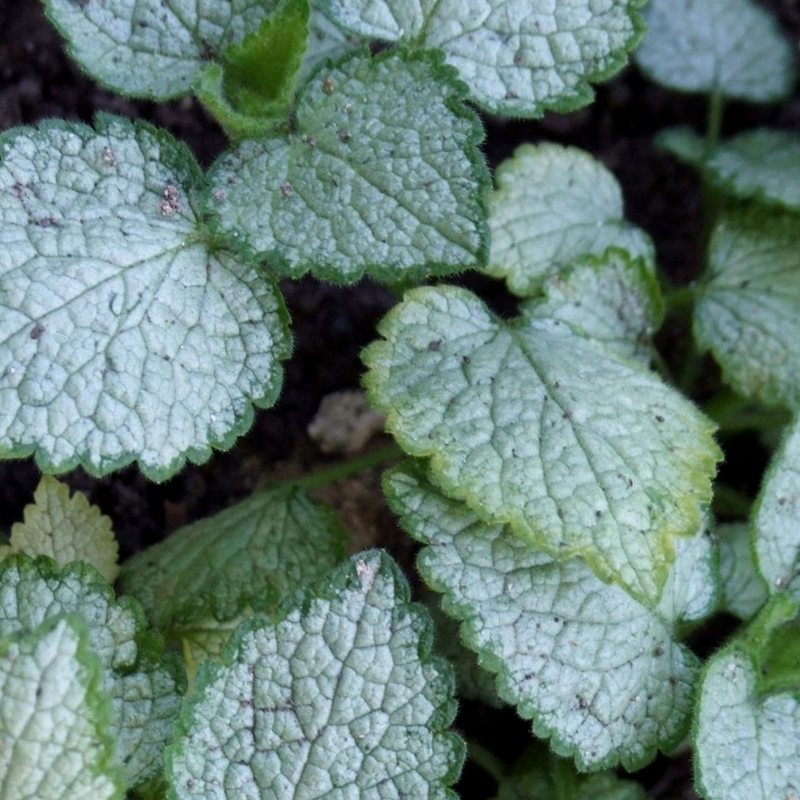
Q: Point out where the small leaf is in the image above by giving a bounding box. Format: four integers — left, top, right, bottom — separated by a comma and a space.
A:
166, 551, 464, 799
0, 615, 124, 800
486, 143, 654, 296
694, 207, 800, 409
753, 417, 800, 596
656, 126, 709, 167
207, 48, 488, 284
321, 0, 646, 116
364, 285, 721, 604
299, 10, 362, 84
0, 116, 291, 480
694, 597, 800, 800
43, 0, 286, 100
385, 465, 703, 770
634, 0, 795, 101
0, 554, 185, 788
118, 484, 347, 630
6, 475, 119, 583
717, 522, 768, 620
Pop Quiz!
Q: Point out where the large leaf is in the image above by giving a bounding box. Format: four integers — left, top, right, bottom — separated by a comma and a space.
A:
0, 115, 290, 480
364, 285, 720, 605
386, 465, 712, 770
694, 207, 800, 410
166, 551, 464, 799
634, 0, 794, 102
207, 48, 488, 284
0, 555, 185, 788
0, 615, 123, 800
486, 143, 654, 297
320, 0, 646, 116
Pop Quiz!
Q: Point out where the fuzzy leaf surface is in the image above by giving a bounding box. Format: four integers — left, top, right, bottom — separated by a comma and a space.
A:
717, 522, 768, 620
486, 143, 654, 296
320, 0, 646, 116
166, 551, 464, 799
0, 615, 123, 800
386, 465, 703, 770
364, 286, 720, 604
4, 476, 118, 582
118, 485, 347, 630
634, 0, 794, 101
208, 49, 488, 283
43, 0, 282, 100
0, 555, 184, 788
0, 116, 290, 480
694, 208, 800, 409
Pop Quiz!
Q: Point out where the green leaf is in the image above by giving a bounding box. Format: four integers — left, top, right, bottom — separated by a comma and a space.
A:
486, 143, 654, 297
753, 417, 800, 596
0, 115, 291, 480
0, 615, 124, 800
166, 550, 464, 799
43, 0, 285, 100
634, 0, 795, 101
364, 285, 721, 605
320, 0, 646, 117
385, 465, 705, 771
118, 484, 347, 631
0, 554, 185, 788
3, 475, 119, 583
207, 48, 488, 284
491, 744, 648, 800
300, 10, 361, 84
656, 126, 709, 167
694, 597, 800, 800
717, 522, 768, 620
694, 207, 800, 410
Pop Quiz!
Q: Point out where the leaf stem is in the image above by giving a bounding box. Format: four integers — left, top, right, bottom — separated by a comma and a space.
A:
467, 739, 506, 784
662, 284, 696, 315
705, 87, 725, 156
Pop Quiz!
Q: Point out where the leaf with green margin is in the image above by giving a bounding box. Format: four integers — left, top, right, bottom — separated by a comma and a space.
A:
694, 207, 800, 410
0, 115, 291, 481
0, 614, 124, 800
694, 595, 800, 800
634, 0, 795, 101
207, 48, 488, 284
3, 475, 119, 583
753, 416, 800, 596
485, 143, 654, 297
118, 484, 347, 631
717, 522, 768, 620
657, 126, 709, 168
522, 249, 664, 365
364, 285, 721, 605
43, 0, 284, 100
319, 0, 646, 117
166, 550, 464, 799
491, 743, 647, 800
385, 464, 709, 771
0, 554, 185, 788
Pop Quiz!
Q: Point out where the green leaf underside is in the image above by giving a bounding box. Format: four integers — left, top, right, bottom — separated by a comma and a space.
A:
486, 143, 654, 296
0, 116, 290, 480
0, 615, 123, 800
208, 48, 488, 284
695, 640, 800, 800
753, 418, 800, 596
321, 0, 646, 116
492, 744, 647, 800
364, 285, 720, 605
0, 555, 184, 788
717, 522, 768, 621
634, 0, 794, 101
694, 207, 800, 410
118, 484, 347, 630
43, 0, 285, 100
6, 476, 119, 583
166, 551, 464, 799
386, 465, 703, 771
522, 250, 664, 365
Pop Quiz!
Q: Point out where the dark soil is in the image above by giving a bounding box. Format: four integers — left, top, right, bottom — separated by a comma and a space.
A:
1, 2, 799, 797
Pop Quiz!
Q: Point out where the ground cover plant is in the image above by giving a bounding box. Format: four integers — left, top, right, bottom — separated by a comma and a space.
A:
0, 0, 799, 798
